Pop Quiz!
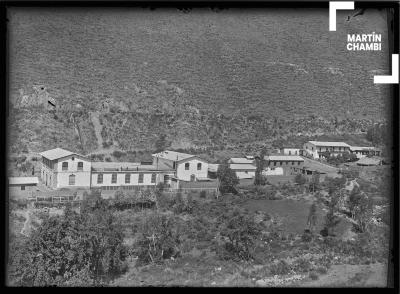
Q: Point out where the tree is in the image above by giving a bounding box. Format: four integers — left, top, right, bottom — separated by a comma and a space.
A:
9, 206, 127, 286
309, 171, 320, 193
217, 164, 239, 194
306, 202, 318, 233
254, 149, 267, 186
323, 191, 341, 236
154, 134, 169, 153
219, 208, 263, 261
134, 212, 181, 265
295, 173, 307, 185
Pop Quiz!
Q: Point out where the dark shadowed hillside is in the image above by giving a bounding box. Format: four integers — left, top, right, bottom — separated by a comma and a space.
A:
7, 8, 391, 155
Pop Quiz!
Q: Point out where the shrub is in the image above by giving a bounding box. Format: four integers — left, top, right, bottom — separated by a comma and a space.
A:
316, 266, 328, 275
134, 212, 181, 265
219, 208, 263, 261
112, 150, 126, 159
309, 271, 319, 280
295, 174, 307, 185
270, 260, 291, 275
199, 190, 207, 198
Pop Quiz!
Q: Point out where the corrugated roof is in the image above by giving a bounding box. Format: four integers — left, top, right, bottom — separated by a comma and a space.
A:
265, 155, 304, 161
308, 141, 350, 148
152, 150, 195, 162
39, 148, 77, 160
349, 146, 375, 151
229, 163, 256, 170
9, 177, 39, 185
228, 158, 254, 164
302, 158, 338, 173
91, 161, 173, 172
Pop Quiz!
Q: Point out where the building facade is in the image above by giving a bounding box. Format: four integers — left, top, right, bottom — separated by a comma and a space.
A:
349, 146, 381, 159
264, 155, 304, 176
40, 148, 92, 189
152, 150, 209, 181
303, 141, 351, 159
280, 147, 301, 156
8, 177, 39, 198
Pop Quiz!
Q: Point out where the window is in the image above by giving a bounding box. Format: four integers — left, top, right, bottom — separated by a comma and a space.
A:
111, 173, 117, 183
173, 162, 176, 169
274, 161, 276, 166
185, 163, 190, 170
289, 151, 291, 155
125, 173, 130, 184
197, 163, 202, 170
69, 174, 75, 185
139, 173, 144, 183
77, 162, 83, 171
62, 162, 68, 171
292, 161, 294, 165
97, 173, 103, 184
280, 161, 282, 166
298, 161, 301, 165
151, 173, 156, 183
71, 156, 75, 161
21, 186, 25, 191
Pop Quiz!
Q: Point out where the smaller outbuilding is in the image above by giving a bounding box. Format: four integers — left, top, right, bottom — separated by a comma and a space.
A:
8, 177, 39, 198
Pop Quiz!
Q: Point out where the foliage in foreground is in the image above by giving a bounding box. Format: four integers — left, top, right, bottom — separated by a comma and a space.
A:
8, 204, 127, 286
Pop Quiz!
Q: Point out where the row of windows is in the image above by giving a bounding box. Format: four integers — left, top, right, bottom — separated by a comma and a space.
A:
271, 161, 302, 166
184, 162, 202, 170
62, 161, 84, 171
101, 185, 156, 191
97, 173, 157, 184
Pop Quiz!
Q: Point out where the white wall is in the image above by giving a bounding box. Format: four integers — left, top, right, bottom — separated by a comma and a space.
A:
282, 148, 300, 155
56, 171, 91, 188
235, 171, 256, 179
176, 159, 208, 181
303, 142, 318, 158
56, 155, 91, 173
263, 167, 284, 176
90, 172, 175, 188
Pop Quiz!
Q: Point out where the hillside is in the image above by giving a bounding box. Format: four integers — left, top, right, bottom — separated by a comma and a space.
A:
7, 8, 391, 156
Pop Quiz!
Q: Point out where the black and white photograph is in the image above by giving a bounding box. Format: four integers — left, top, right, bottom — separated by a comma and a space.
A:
5, 2, 397, 287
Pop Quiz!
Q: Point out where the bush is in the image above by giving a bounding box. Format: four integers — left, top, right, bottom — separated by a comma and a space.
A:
295, 174, 307, 185
309, 271, 319, 280
316, 266, 328, 275
199, 190, 207, 198
112, 150, 126, 159
134, 212, 181, 265
219, 208, 263, 261
270, 260, 291, 275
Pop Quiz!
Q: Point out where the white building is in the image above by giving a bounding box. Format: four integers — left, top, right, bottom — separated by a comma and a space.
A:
40, 148, 92, 189
303, 141, 351, 159
280, 147, 301, 156
8, 177, 39, 198
90, 161, 175, 192
228, 158, 255, 164
229, 163, 256, 179
349, 146, 381, 159
152, 150, 209, 182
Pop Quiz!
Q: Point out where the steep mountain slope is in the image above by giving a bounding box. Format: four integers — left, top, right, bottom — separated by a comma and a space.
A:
7, 8, 391, 155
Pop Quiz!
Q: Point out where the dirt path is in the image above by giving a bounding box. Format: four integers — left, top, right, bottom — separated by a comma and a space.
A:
296, 263, 387, 287
20, 209, 31, 237
90, 111, 104, 151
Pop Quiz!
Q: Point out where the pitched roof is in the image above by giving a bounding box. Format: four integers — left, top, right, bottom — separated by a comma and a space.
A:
152, 150, 195, 162
9, 177, 39, 185
302, 157, 338, 173
228, 158, 254, 164
308, 141, 350, 148
265, 155, 304, 161
229, 163, 256, 170
39, 148, 79, 160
